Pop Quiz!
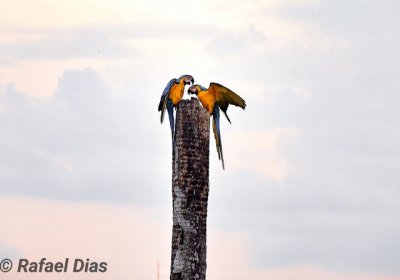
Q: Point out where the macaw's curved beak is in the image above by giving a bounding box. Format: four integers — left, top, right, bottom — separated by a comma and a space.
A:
184, 76, 194, 85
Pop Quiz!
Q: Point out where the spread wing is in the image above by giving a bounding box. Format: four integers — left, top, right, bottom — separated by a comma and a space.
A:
209, 82, 246, 115
158, 78, 176, 123
212, 106, 225, 170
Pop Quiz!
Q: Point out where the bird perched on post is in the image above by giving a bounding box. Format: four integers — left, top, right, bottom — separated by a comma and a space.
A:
188, 82, 246, 169
158, 75, 194, 148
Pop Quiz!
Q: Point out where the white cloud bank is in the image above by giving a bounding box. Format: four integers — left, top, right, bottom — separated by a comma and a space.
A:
1, 0, 400, 277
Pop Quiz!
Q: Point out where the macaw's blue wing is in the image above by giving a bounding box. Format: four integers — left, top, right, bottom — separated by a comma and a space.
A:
158, 78, 176, 123
212, 106, 225, 170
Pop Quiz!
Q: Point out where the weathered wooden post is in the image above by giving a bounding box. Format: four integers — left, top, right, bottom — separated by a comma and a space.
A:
170, 98, 210, 280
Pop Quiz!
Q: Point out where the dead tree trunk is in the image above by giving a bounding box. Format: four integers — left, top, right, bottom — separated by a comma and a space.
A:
170, 98, 210, 280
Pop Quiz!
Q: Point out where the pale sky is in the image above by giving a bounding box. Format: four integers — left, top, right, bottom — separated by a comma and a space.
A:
1, 0, 400, 279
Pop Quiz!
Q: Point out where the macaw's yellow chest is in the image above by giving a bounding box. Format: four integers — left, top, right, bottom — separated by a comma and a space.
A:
169, 83, 185, 105
198, 91, 215, 113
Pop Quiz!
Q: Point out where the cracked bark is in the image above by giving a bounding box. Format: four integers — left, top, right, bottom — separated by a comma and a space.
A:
170, 98, 210, 280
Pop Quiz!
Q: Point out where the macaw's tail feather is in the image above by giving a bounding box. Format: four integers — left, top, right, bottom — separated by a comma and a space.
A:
167, 101, 175, 148
159, 95, 168, 123
212, 107, 225, 170
158, 95, 165, 111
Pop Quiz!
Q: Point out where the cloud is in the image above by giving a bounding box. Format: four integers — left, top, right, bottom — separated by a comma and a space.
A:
1, 0, 400, 276
206, 27, 267, 57
206, 75, 400, 273
2, 195, 399, 280
0, 242, 21, 260
224, 128, 296, 181
0, 68, 171, 206
0, 28, 134, 60
54, 68, 111, 109
0, 195, 171, 280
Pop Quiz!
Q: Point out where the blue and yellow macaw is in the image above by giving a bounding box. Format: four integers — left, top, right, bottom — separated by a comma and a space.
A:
158, 75, 194, 148
188, 82, 246, 169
